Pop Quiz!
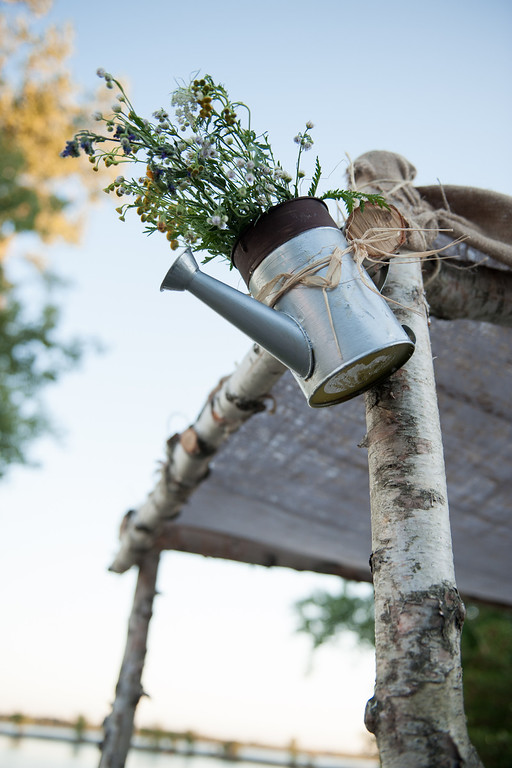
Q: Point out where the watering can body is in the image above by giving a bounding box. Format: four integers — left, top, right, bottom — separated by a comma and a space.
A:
248, 225, 414, 405
161, 225, 415, 407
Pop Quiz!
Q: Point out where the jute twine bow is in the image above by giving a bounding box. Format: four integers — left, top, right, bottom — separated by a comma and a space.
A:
255, 245, 347, 357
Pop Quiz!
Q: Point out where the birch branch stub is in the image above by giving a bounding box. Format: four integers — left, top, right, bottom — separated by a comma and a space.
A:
345, 203, 408, 257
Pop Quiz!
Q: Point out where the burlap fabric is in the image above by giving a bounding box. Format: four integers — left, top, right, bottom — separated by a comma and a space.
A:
349, 150, 512, 269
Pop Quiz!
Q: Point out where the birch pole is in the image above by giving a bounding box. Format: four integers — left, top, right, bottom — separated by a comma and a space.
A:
349, 152, 483, 767
99, 548, 161, 768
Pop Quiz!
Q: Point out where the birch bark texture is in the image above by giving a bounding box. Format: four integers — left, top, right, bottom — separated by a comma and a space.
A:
99, 549, 161, 768
350, 152, 483, 767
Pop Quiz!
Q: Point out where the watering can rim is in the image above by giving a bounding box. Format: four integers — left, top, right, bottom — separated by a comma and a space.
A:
231, 196, 335, 285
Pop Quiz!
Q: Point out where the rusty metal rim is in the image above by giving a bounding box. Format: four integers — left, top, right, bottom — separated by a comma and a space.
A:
231, 197, 338, 286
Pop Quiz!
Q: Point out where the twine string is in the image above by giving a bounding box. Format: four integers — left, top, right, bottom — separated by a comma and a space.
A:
254, 228, 468, 325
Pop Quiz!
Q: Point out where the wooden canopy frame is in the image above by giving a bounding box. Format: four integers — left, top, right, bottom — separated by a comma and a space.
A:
98, 152, 512, 768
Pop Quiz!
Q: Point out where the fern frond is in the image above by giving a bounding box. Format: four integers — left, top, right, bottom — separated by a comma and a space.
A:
320, 189, 389, 214
307, 156, 322, 197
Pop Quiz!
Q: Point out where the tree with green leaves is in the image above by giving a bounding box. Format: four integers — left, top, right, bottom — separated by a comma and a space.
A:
73, 714, 88, 743
0, 266, 82, 477
8, 711, 25, 737
0, 0, 102, 476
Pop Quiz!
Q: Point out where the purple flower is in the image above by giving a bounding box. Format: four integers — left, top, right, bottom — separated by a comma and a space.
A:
60, 140, 80, 158
79, 137, 94, 155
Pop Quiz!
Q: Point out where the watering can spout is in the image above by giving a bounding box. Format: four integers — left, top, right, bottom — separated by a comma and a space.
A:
160, 248, 314, 378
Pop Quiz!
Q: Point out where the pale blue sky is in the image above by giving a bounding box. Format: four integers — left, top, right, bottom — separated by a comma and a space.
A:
0, 0, 511, 755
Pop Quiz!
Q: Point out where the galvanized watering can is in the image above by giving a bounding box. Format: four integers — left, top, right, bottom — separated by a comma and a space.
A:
161, 198, 415, 407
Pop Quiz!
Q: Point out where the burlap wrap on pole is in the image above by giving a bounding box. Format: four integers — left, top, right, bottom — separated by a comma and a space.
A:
417, 185, 512, 269
349, 150, 512, 270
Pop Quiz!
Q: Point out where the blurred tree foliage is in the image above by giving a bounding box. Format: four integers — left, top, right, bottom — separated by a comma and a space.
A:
0, 0, 102, 476
0, 267, 82, 475
296, 585, 512, 768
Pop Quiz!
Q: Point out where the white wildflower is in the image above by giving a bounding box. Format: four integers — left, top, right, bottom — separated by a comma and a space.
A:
208, 214, 228, 230
274, 168, 291, 181
171, 86, 198, 125
201, 145, 217, 159
153, 108, 169, 122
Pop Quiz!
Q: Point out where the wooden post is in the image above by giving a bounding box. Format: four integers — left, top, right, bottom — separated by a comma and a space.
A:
349, 152, 483, 766
364, 253, 482, 766
99, 549, 161, 768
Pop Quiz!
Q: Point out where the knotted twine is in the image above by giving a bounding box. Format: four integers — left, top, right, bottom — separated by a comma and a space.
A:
253, 220, 460, 360
251, 152, 475, 363
254, 216, 460, 319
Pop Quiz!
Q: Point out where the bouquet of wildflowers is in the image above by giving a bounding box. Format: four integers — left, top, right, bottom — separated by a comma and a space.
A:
61, 70, 386, 262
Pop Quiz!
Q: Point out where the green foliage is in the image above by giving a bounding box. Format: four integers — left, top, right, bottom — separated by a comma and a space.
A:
0, 4, 100, 478
307, 157, 322, 198
221, 740, 241, 760
0, 135, 40, 237
295, 583, 512, 767
0, 266, 82, 477
460, 604, 512, 767
138, 725, 168, 749
73, 714, 87, 741
295, 581, 375, 649
319, 189, 388, 214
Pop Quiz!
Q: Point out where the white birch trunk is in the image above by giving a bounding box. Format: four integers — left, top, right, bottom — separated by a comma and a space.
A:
347, 150, 485, 766
363, 252, 482, 767
98, 549, 160, 768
